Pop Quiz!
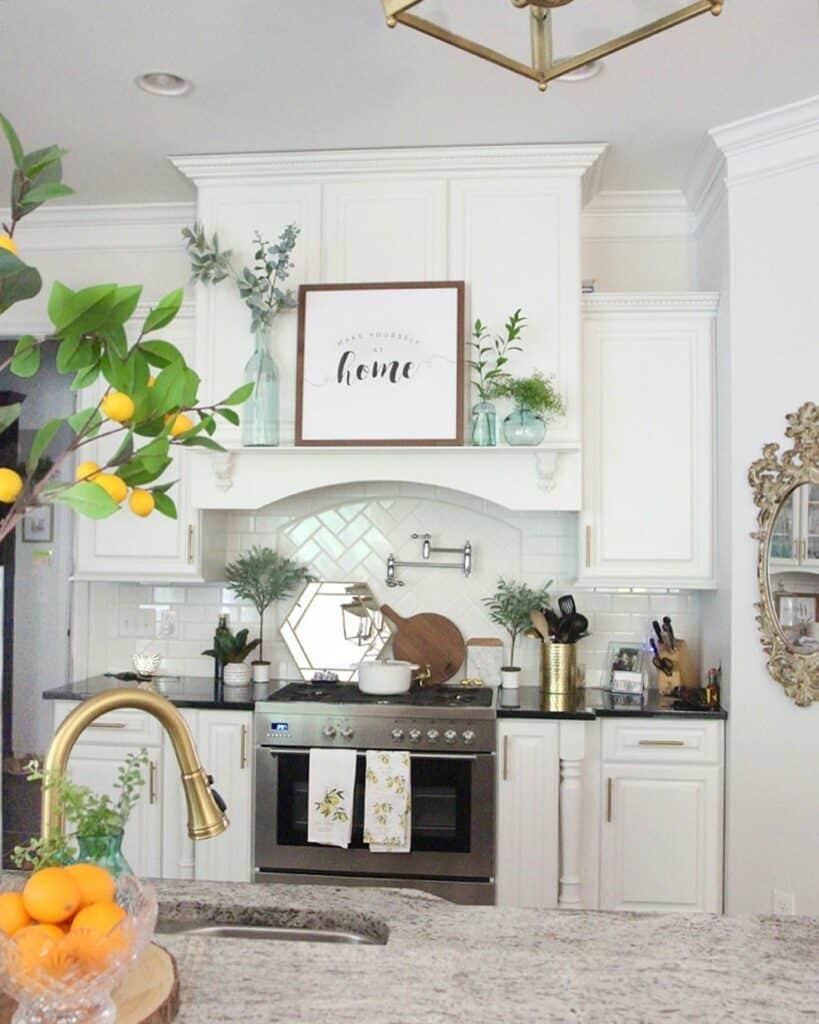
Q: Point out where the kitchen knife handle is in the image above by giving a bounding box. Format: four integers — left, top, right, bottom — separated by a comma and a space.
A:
606, 778, 613, 823
652, 620, 665, 647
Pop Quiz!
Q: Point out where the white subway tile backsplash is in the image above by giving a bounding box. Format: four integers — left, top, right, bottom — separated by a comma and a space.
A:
153, 586, 187, 604
184, 587, 221, 605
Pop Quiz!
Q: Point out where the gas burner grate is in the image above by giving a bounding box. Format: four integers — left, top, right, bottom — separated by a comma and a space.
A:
267, 683, 494, 708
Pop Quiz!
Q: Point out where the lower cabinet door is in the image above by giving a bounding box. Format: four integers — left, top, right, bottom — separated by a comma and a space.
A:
600, 762, 722, 913
66, 744, 162, 879
193, 711, 253, 883
496, 721, 560, 908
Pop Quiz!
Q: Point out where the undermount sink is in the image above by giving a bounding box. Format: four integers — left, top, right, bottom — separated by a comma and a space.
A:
156, 921, 385, 945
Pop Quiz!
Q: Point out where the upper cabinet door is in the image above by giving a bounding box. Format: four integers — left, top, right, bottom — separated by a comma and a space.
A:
579, 296, 717, 587
449, 177, 582, 443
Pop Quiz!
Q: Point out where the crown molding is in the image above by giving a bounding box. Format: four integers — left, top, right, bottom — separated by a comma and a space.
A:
170, 143, 608, 186
710, 94, 819, 187
582, 190, 695, 239
582, 292, 720, 316
683, 137, 727, 237
1, 202, 194, 253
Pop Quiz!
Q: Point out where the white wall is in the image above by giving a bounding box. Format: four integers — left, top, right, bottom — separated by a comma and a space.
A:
702, 98, 819, 915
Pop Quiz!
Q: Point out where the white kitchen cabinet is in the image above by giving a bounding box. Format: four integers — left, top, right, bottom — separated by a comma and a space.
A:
599, 719, 723, 913
192, 710, 253, 883
496, 720, 560, 908
72, 308, 227, 581
579, 295, 718, 587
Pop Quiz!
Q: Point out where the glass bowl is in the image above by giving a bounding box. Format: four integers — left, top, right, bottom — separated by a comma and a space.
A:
0, 873, 157, 1024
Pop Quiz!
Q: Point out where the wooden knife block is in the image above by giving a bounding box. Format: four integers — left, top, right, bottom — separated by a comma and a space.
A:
656, 638, 696, 694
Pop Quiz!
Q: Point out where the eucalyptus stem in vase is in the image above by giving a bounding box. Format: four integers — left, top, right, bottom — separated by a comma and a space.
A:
183, 222, 300, 447
468, 309, 525, 447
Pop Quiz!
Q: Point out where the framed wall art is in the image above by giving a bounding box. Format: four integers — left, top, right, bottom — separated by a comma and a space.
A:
22, 504, 54, 543
296, 281, 465, 446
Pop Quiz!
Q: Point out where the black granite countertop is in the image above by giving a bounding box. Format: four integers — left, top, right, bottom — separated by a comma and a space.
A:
41, 675, 292, 711
497, 686, 727, 720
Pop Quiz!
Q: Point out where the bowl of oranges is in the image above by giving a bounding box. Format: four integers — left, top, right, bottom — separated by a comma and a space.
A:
0, 863, 157, 1024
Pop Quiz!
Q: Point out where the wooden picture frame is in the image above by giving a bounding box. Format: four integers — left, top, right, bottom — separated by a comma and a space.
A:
774, 592, 819, 626
296, 281, 465, 446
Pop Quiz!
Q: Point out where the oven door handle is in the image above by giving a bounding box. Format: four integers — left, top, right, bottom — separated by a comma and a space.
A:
261, 747, 481, 761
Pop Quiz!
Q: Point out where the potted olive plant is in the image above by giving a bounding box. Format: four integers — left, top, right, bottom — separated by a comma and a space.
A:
483, 577, 553, 687
491, 372, 565, 446
224, 546, 313, 683
202, 627, 260, 686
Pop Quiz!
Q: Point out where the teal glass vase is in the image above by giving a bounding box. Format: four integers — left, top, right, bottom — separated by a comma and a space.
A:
502, 405, 547, 446
242, 327, 279, 447
73, 832, 134, 878
471, 399, 497, 447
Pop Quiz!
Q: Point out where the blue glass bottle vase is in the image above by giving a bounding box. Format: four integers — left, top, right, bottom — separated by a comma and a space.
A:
502, 405, 547, 446
73, 832, 134, 878
471, 400, 497, 447
242, 327, 279, 447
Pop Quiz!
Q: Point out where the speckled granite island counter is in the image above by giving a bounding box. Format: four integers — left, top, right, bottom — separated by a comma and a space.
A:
153, 879, 816, 1024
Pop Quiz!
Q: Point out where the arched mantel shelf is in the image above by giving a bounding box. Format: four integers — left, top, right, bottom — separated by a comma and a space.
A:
189, 445, 581, 513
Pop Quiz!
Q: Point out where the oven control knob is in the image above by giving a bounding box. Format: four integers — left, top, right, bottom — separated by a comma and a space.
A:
408, 728, 422, 743
461, 729, 476, 745
391, 727, 404, 741
341, 726, 355, 740
426, 729, 440, 743
444, 729, 458, 745
322, 724, 337, 739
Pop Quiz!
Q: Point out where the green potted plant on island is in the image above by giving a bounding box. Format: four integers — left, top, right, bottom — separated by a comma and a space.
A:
202, 626, 261, 687
483, 577, 553, 687
491, 371, 565, 446
224, 546, 314, 683
468, 309, 526, 447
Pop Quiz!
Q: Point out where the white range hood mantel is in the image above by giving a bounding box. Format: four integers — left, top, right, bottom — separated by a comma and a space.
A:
189, 444, 581, 513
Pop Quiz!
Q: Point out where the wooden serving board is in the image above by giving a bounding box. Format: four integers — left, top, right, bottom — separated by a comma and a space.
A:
0, 943, 179, 1024
382, 605, 465, 685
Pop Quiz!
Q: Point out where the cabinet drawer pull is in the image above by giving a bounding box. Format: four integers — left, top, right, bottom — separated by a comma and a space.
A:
585, 526, 592, 569
502, 736, 510, 781
606, 777, 613, 823
187, 525, 195, 564
88, 722, 127, 730
149, 760, 158, 804
638, 739, 686, 747
240, 724, 248, 770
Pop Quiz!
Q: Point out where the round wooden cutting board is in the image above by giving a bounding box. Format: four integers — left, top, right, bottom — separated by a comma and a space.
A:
381, 605, 465, 684
0, 943, 179, 1024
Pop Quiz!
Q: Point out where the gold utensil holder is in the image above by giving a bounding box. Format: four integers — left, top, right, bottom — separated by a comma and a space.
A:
541, 642, 576, 694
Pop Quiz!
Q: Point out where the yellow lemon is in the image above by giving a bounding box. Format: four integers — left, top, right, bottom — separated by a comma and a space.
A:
129, 489, 155, 517
0, 467, 24, 503
169, 412, 193, 438
101, 391, 135, 423
94, 474, 128, 504
75, 461, 101, 483
0, 234, 18, 256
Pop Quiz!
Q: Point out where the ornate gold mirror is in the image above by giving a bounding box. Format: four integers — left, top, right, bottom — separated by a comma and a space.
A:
750, 403, 819, 706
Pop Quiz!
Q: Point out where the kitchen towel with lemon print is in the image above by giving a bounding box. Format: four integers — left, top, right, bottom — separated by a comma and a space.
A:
307, 748, 356, 848
364, 751, 411, 853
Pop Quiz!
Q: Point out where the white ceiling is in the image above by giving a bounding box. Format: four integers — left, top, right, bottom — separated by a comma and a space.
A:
1, 0, 817, 205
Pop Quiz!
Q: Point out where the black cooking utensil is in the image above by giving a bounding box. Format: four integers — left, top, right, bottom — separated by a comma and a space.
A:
558, 594, 576, 618
649, 638, 674, 677
652, 620, 665, 648
565, 613, 589, 644
662, 616, 676, 650
544, 607, 561, 637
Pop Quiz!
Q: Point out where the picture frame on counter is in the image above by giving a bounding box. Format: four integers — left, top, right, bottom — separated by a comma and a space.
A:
296, 281, 465, 447
606, 642, 647, 694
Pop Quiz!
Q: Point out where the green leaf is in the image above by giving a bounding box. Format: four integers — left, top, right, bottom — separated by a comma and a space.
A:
101, 348, 130, 392
180, 436, 224, 452
139, 339, 184, 369
105, 325, 128, 360
21, 145, 68, 178
117, 459, 170, 487
68, 406, 103, 438
107, 285, 143, 330
0, 250, 42, 314
141, 288, 183, 335
20, 182, 74, 207
110, 431, 135, 467
11, 335, 41, 378
152, 491, 178, 520
180, 367, 200, 408
48, 282, 118, 334
0, 114, 24, 168
53, 482, 119, 520
0, 403, 22, 435
215, 407, 240, 426
148, 364, 187, 417
71, 363, 101, 391
55, 335, 80, 373
220, 382, 254, 406
28, 418, 64, 476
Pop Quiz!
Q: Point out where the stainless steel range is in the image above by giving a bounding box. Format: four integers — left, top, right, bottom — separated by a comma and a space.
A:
254, 683, 496, 905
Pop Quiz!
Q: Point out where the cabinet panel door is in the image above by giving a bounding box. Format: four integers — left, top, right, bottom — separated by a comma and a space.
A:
65, 744, 162, 878
581, 306, 715, 585
193, 711, 253, 883
322, 180, 447, 282
496, 721, 559, 908
73, 314, 201, 580
600, 763, 722, 913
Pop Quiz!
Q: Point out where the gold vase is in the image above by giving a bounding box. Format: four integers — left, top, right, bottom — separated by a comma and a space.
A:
541, 642, 576, 693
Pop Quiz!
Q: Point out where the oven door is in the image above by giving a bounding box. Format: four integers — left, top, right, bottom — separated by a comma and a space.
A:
254, 747, 494, 881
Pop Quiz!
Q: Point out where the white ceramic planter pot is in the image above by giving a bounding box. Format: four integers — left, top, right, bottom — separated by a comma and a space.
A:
501, 666, 522, 689
252, 661, 271, 684
223, 663, 252, 687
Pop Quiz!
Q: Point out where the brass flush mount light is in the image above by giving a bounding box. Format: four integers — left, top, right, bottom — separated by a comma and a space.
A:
381, 0, 724, 91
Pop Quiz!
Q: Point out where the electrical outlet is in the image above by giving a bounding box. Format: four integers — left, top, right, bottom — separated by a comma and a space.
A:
773, 889, 795, 915
158, 609, 177, 639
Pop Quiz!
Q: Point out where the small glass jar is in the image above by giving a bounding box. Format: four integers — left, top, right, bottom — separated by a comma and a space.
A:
502, 405, 547, 446
471, 399, 497, 447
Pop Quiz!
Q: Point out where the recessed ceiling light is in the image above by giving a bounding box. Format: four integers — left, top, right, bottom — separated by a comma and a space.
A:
135, 72, 191, 97
556, 61, 603, 82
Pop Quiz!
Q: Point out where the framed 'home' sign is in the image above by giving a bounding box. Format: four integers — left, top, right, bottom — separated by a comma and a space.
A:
296, 281, 465, 446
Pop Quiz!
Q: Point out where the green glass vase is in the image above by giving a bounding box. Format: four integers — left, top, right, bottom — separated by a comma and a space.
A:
471, 399, 497, 447
502, 405, 547, 446
242, 326, 279, 447
73, 832, 134, 878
